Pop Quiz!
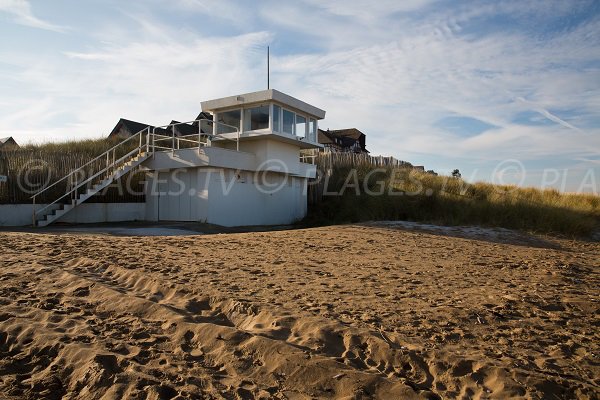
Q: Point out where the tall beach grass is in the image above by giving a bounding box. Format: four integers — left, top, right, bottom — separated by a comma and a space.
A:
306, 155, 599, 237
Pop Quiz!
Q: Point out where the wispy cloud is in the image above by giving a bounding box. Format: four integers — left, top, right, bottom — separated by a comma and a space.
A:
0, 0, 67, 32
0, 0, 598, 191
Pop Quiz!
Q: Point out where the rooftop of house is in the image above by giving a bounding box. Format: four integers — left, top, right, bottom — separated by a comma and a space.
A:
0, 136, 18, 147
325, 128, 365, 140
201, 89, 326, 119
108, 118, 153, 137
318, 128, 368, 152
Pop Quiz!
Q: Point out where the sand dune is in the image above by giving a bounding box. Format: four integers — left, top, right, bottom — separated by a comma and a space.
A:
0, 224, 598, 399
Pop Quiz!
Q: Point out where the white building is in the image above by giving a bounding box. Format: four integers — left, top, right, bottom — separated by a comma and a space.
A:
8, 89, 325, 228
143, 89, 325, 226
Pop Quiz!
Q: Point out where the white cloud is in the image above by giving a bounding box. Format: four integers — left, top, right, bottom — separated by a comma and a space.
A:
0, 0, 67, 32
0, 16, 272, 141
0, 1, 598, 192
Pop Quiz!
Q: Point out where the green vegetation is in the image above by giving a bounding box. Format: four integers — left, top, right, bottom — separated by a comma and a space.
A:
306, 161, 600, 238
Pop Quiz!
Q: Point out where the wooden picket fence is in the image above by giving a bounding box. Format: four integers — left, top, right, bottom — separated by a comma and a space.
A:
0, 148, 145, 204
307, 151, 413, 204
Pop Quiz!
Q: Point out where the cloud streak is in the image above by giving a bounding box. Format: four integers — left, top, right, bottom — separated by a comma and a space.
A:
0, 0, 67, 32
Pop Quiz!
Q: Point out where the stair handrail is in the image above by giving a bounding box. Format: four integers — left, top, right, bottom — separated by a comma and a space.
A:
31, 127, 151, 225
30, 118, 239, 226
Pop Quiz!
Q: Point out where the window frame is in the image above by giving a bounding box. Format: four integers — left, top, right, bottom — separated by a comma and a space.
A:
281, 107, 296, 136
271, 104, 281, 133
242, 104, 270, 132
215, 108, 242, 134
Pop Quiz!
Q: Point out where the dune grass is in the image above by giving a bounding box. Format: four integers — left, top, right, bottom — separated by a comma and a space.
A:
16, 137, 121, 155
0, 137, 143, 204
305, 164, 600, 238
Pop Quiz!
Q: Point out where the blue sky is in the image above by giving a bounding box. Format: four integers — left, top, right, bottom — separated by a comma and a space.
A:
1, 0, 599, 192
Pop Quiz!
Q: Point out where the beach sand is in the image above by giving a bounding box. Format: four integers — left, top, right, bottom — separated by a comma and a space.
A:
0, 223, 598, 399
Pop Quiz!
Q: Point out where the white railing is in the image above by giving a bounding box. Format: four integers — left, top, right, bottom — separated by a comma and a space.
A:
31, 128, 152, 226
151, 119, 240, 153
299, 154, 317, 164
31, 118, 239, 226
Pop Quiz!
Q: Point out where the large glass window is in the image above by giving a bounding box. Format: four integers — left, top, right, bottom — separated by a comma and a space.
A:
217, 109, 240, 134
282, 109, 295, 135
272, 104, 281, 132
308, 118, 317, 142
243, 105, 269, 131
296, 115, 306, 138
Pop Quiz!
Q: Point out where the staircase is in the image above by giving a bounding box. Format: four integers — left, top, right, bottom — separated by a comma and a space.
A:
31, 118, 238, 227
32, 128, 152, 227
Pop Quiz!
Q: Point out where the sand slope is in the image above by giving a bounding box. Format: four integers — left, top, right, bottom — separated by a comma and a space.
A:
0, 224, 598, 399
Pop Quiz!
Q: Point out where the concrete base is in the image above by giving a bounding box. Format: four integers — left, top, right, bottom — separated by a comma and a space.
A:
0, 203, 146, 227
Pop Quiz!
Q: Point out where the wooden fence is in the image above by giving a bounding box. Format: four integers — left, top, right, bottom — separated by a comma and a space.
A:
0, 149, 145, 204
307, 151, 412, 204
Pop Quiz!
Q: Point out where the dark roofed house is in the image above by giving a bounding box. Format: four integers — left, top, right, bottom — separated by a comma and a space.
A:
318, 128, 368, 153
168, 120, 198, 137
192, 112, 214, 136
193, 111, 213, 124
0, 136, 19, 149
108, 118, 154, 139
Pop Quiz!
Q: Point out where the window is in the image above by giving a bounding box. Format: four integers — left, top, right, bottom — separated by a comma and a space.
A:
296, 115, 306, 138
308, 118, 317, 142
217, 109, 240, 134
272, 104, 281, 132
282, 109, 295, 135
243, 105, 269, 131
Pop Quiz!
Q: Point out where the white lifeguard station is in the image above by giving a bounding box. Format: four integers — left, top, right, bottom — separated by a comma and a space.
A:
32, 89, 325, 227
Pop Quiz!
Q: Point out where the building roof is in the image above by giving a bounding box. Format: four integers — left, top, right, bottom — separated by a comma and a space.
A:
318, 128, 368, 153
0, 136, 18, 148
327, 128, 364, 141
201, 89, 326, 119
108, 118, 153, 137
193, 111, 213, 123
168, 120, 198, 136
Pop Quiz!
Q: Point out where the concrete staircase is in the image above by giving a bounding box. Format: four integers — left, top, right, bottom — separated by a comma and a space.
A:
36, 152, 149, 227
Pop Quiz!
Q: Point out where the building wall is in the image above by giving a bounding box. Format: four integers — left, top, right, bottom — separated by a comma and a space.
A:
145, 166, 307, 227
0, 203, 146, 227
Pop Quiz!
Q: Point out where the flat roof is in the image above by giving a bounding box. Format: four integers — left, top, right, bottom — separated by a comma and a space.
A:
201, 89, 326, 119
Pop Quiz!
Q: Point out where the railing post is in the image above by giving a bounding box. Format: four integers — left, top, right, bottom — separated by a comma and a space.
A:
146, 127, 150, 154
198, 124, 201, 154
32, 195, 36, 227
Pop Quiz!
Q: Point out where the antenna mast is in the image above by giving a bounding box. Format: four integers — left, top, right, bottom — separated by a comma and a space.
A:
267, 46, 270, 89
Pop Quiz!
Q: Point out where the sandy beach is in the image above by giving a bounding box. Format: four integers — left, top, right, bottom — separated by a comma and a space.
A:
0, 223, 598, 399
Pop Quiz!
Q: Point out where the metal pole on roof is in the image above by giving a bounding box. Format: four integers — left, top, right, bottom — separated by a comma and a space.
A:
267, 46, 270, 90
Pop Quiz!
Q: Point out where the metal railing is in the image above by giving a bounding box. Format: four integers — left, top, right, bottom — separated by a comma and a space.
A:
31, 118, 240, 226
151, 119, 240, 153
32, 128, 151, 225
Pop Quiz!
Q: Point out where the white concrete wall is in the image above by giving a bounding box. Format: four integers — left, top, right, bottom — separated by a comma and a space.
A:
144, 166, 308, 227
0, 203, 146, 227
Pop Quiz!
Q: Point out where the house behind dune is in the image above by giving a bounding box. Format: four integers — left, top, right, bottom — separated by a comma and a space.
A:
0, 137, 19, 150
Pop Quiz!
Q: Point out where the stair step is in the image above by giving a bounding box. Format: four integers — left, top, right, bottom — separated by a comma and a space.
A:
35, 151, 150, 227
